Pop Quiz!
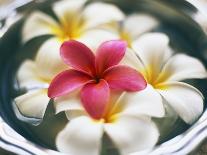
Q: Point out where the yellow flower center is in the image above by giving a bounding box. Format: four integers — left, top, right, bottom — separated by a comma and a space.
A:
143, 66, 170, 90
120, 30, 132, 47
51, 13, 85, 41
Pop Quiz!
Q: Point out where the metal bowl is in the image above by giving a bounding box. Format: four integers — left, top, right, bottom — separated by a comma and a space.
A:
0, 0, 207, 154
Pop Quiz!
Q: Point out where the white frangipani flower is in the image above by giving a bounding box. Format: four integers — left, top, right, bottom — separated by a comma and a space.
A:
23, 0, 124, 43
14, 59, 62, 125
22, 0, 124, 79
124, 32, 207, 124
55, 85, 164, 155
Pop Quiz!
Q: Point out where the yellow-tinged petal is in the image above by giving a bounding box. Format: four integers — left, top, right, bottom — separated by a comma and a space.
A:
132, 33, 171, 84
77, 29, 119, 51
83, 2, 125, 29
35, 37, 68, 80
104, 115, 159, 155
14, 89, 49, 121
156, 54, 207, 83
110, 85, 165, 118
22, 11, 59, 42
158, 82, 204, 124
56, 116, 103, 155
53, 0, 87, 23
123, 14, 159, 40
17, 60, 48, 90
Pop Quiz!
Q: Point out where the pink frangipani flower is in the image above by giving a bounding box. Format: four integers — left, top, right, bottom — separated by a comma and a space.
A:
48, 40, 146, 119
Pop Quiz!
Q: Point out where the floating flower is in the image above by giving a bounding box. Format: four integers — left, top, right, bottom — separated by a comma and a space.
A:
22, 0, 124, 79
124, 32, 207, 124
14, 59, 55, 125
23, 0, 124, 43
55, 84, 165, 155
48, 40, 147, 119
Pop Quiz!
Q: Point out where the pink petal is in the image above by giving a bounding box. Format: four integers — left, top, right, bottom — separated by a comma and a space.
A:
95, 40, 127, 75
81, 79, 110, 119
48, 70, 91, 98
103, 65, 147, 91
60, 40, 96, 76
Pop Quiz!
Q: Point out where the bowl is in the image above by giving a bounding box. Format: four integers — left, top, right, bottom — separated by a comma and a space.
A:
0, 0, 207, 154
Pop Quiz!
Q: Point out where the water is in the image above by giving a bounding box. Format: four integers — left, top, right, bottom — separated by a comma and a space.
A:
0, 0, 206, 154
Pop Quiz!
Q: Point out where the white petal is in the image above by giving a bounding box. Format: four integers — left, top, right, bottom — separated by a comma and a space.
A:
157, 54, 207, 82
14, 89, 49, 120
104, 115, 159, 155
123, 14, 159, 39
17, 60, 48, 90
65, 110, 87, 120
120, 48, 145, 74
35, 37, 68, 80
158, 82, 204, 124
78, 29, 119, 51
54, 90, 83, 114
111, 85, 165, 118
56, 116, 103, 155
132, 33, 171, 79
83, 2, 125, 28
22, 11, 59, 42
53, 0, 86, 22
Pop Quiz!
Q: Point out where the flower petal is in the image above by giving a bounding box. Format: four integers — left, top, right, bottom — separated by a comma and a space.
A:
158, 82, 204, 124
132, 33, 171, 80
17, 60, 48, 90
83, 2, 124, 28
14, 89, 49, 124
78, 29, 119, 51
54, 90, 83, 114
56, 116, 103, 155
123, 14, 158, 39
81, 80, 110, 119
95, 40, 127, 74
157, 54, 207, 82
54, 89, 87, 120
111, 84, 164, 118
22, 11, 59, 42
103, 65, 146, 91
120, 48, 145, 72
65, 110, 87, 120
60, 40, 95, 75
104, 115, 159, 155
53, 0, 86, 22
48, 70, 91, 98
35, 37, 68, 80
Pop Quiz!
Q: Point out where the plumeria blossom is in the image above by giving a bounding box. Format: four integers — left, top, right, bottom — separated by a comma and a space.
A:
14, 29, 70, 124
23, 0, 124, 79
124, 32, 207, 124
50, 40, 165, 155
48, 40, 147, 119
55, 84, 165, 155
23, 0, 124, 43
13, 57, 66, 125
